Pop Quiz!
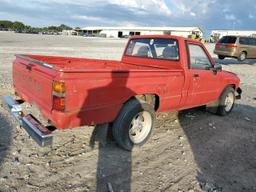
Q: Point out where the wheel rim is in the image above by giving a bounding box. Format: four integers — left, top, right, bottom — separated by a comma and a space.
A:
224, 92, 234, 112
129, 111, 152, 144
240, 53, 246, 61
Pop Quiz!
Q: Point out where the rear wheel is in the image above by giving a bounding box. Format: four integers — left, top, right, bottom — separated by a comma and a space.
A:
238, 51, 247, 61
218, 55, 225, 60
216, 87, 235, 116
112, 99, 155, 151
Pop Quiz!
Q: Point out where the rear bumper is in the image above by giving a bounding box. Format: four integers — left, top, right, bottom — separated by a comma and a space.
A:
214, 49, 238, 57
2, 96, 54, 147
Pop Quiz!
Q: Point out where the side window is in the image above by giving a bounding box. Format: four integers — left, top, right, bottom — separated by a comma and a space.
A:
252, 38, 256, 46
246, 38, 252, 46
249, 38, 256, 46
126, 41, 153, 58
188, 44, 212, 70
239, 37, 249, 45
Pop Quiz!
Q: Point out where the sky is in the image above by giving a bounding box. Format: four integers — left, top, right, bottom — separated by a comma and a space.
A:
0, 0, 256, 35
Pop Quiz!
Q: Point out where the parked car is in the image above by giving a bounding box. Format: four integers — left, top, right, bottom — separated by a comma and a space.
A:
3, 35, 242, 150
214, 35, 256, 61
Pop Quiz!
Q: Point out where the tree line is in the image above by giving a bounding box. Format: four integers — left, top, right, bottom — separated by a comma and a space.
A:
0, 20, 73, 31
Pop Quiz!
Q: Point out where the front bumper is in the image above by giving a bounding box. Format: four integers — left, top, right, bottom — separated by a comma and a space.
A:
2, 96, 54, 147
236, 87, 242, 100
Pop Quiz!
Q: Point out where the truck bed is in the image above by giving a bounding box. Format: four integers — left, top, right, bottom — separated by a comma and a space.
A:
20, 54, 180, 72
13, 54, 184, 129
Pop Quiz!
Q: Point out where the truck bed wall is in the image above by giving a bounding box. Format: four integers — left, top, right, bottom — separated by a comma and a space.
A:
52, 70, 185, 129
13, 55, 185, 129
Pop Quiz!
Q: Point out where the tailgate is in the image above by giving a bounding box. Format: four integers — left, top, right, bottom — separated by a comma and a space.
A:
13, 55, 57, 113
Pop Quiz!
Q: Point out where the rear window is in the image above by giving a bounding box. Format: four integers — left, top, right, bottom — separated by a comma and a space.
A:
218, 36, 237, 44
125, 38, 179, 60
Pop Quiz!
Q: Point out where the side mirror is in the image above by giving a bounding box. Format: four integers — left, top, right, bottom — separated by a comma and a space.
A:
211, 63, 222, 74
214, 63, 222, 71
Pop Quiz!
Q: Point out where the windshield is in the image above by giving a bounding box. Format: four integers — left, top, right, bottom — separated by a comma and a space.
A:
218, 36, 237, 44
125, 38, 179, 60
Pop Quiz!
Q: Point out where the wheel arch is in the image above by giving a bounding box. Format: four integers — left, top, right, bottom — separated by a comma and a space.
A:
228, 84, 242, 95
241, 50, 247, 55
227, 83, 236, 91
218, 84, 236, 98
125, 94, 160, 111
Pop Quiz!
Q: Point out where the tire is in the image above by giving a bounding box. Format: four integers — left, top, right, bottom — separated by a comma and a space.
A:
112, 99, 155, 151
218, 55, 225, 60
238, 51, 246, 61
216, 86, 235, 116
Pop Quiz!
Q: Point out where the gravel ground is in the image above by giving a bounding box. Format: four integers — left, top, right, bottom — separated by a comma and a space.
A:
0, 32, 256, 192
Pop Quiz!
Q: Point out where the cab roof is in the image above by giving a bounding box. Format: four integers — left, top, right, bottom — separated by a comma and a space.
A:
130, 35, 200, 43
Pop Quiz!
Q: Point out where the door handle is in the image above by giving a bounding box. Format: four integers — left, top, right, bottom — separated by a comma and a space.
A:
193, 74, 199, 77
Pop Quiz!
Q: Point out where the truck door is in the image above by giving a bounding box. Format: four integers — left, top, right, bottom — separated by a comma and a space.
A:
185, 42, 222, 107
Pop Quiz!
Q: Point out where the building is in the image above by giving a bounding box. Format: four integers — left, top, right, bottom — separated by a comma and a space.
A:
62, 30, 78, 36
75, 27, 203, 38
211, 30, 256, 40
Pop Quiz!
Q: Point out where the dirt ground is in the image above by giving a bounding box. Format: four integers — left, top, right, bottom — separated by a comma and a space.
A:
0, 32, 256, 192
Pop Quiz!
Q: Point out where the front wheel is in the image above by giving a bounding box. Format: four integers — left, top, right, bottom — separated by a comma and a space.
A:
216, 87, 235, 116
112, 99, 155, 151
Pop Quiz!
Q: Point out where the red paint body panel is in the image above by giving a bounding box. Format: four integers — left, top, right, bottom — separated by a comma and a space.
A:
12, 35, 241, 129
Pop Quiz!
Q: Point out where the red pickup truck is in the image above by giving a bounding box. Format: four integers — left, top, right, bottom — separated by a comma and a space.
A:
3, 35, 242, 150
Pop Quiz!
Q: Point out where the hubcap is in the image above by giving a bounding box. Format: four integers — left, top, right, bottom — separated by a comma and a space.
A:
129, 111, 152, 144
224, 92, 234, 112
240, 53, 246, 61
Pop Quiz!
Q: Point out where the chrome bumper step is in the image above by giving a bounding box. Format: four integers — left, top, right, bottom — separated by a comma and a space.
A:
2, 96, 53, 147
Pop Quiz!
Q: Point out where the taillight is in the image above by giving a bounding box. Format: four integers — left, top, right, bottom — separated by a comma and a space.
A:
215, 43, 221, 49
52, 81, 66, 111
53, 81, 66, 93
225, 44, 237, 48
215, 43, 237, 49
53, 96, 65, 111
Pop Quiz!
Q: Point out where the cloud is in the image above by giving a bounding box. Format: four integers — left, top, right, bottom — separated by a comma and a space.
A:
225, 14, 236, 21
111, 0, 171, 16
248, 14, 255, 19
190, 12, 196, 17
0, 0, 172, 27
171, 0, 210, 16
0, 0, 256, 35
